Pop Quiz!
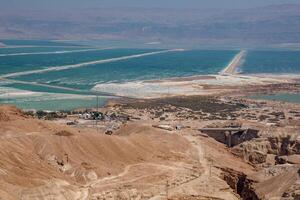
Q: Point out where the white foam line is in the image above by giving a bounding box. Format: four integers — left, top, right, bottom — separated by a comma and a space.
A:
0, 78, 118, 98
0, 86, 106, 101
0, 47, 114, 57
0, 49, 185, 78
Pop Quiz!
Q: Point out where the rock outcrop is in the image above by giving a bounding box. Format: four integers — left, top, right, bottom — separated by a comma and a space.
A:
232, 135, 300, 165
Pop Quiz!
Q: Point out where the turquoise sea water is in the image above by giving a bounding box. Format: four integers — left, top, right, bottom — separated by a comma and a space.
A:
240, 50, 300, 103
0, 48, 155, 75
1, 40, 300, 110
250, 93, 300, 104
2, 96, 106, 111
239, 50, 300, 74
13, 50, 237, 90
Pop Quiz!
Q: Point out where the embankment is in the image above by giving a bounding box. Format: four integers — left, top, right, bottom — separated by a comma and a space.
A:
220, 50, 246, 75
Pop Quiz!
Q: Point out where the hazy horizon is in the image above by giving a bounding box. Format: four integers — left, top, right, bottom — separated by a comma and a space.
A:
1, 0, 300, 48
1, 0, 300, 10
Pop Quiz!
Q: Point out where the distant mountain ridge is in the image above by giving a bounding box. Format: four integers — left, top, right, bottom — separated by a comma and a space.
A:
0, 4, 300, 47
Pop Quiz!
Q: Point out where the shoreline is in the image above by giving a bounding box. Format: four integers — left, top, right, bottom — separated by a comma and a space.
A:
1, 47, 300, 110
1, 72, 299, 111
91, 48, 299, 99
1, 78, 300, 200
91, 73, 300, 98
1, 40, 300, 199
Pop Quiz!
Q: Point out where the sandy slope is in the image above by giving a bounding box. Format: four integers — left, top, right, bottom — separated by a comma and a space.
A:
0, 105, 256, 199
0, 106, 192, 199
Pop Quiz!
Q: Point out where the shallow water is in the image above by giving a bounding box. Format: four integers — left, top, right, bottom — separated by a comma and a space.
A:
0, 48, 155, 75
0, 86, 106, 111
250, 93, 300, 103
239, 50, 300, 74
1, 40, 300, 110
13, 50, 237, 90
1, 97, 105, 111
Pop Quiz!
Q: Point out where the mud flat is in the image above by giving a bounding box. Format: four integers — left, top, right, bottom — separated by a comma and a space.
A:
91, 73, 300, 98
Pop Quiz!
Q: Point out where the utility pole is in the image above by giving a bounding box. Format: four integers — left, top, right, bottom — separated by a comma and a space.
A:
166, 180, 169, 200
97, 95, 99, 112
96, 95, 99, 132
209, 161, 212, 177
208, 158, 213, 177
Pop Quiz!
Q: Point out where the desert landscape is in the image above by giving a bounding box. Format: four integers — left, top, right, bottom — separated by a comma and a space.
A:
0, 76, 299, 199
0, 0, 300, 199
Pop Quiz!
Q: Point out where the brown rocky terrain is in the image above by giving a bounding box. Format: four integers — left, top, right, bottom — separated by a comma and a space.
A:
0, 92, 299, 199
0, 105, 251, 200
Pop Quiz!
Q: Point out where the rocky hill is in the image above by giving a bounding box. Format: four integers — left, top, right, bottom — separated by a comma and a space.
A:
0, 105, 249, 199
0, 100, 299, 199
